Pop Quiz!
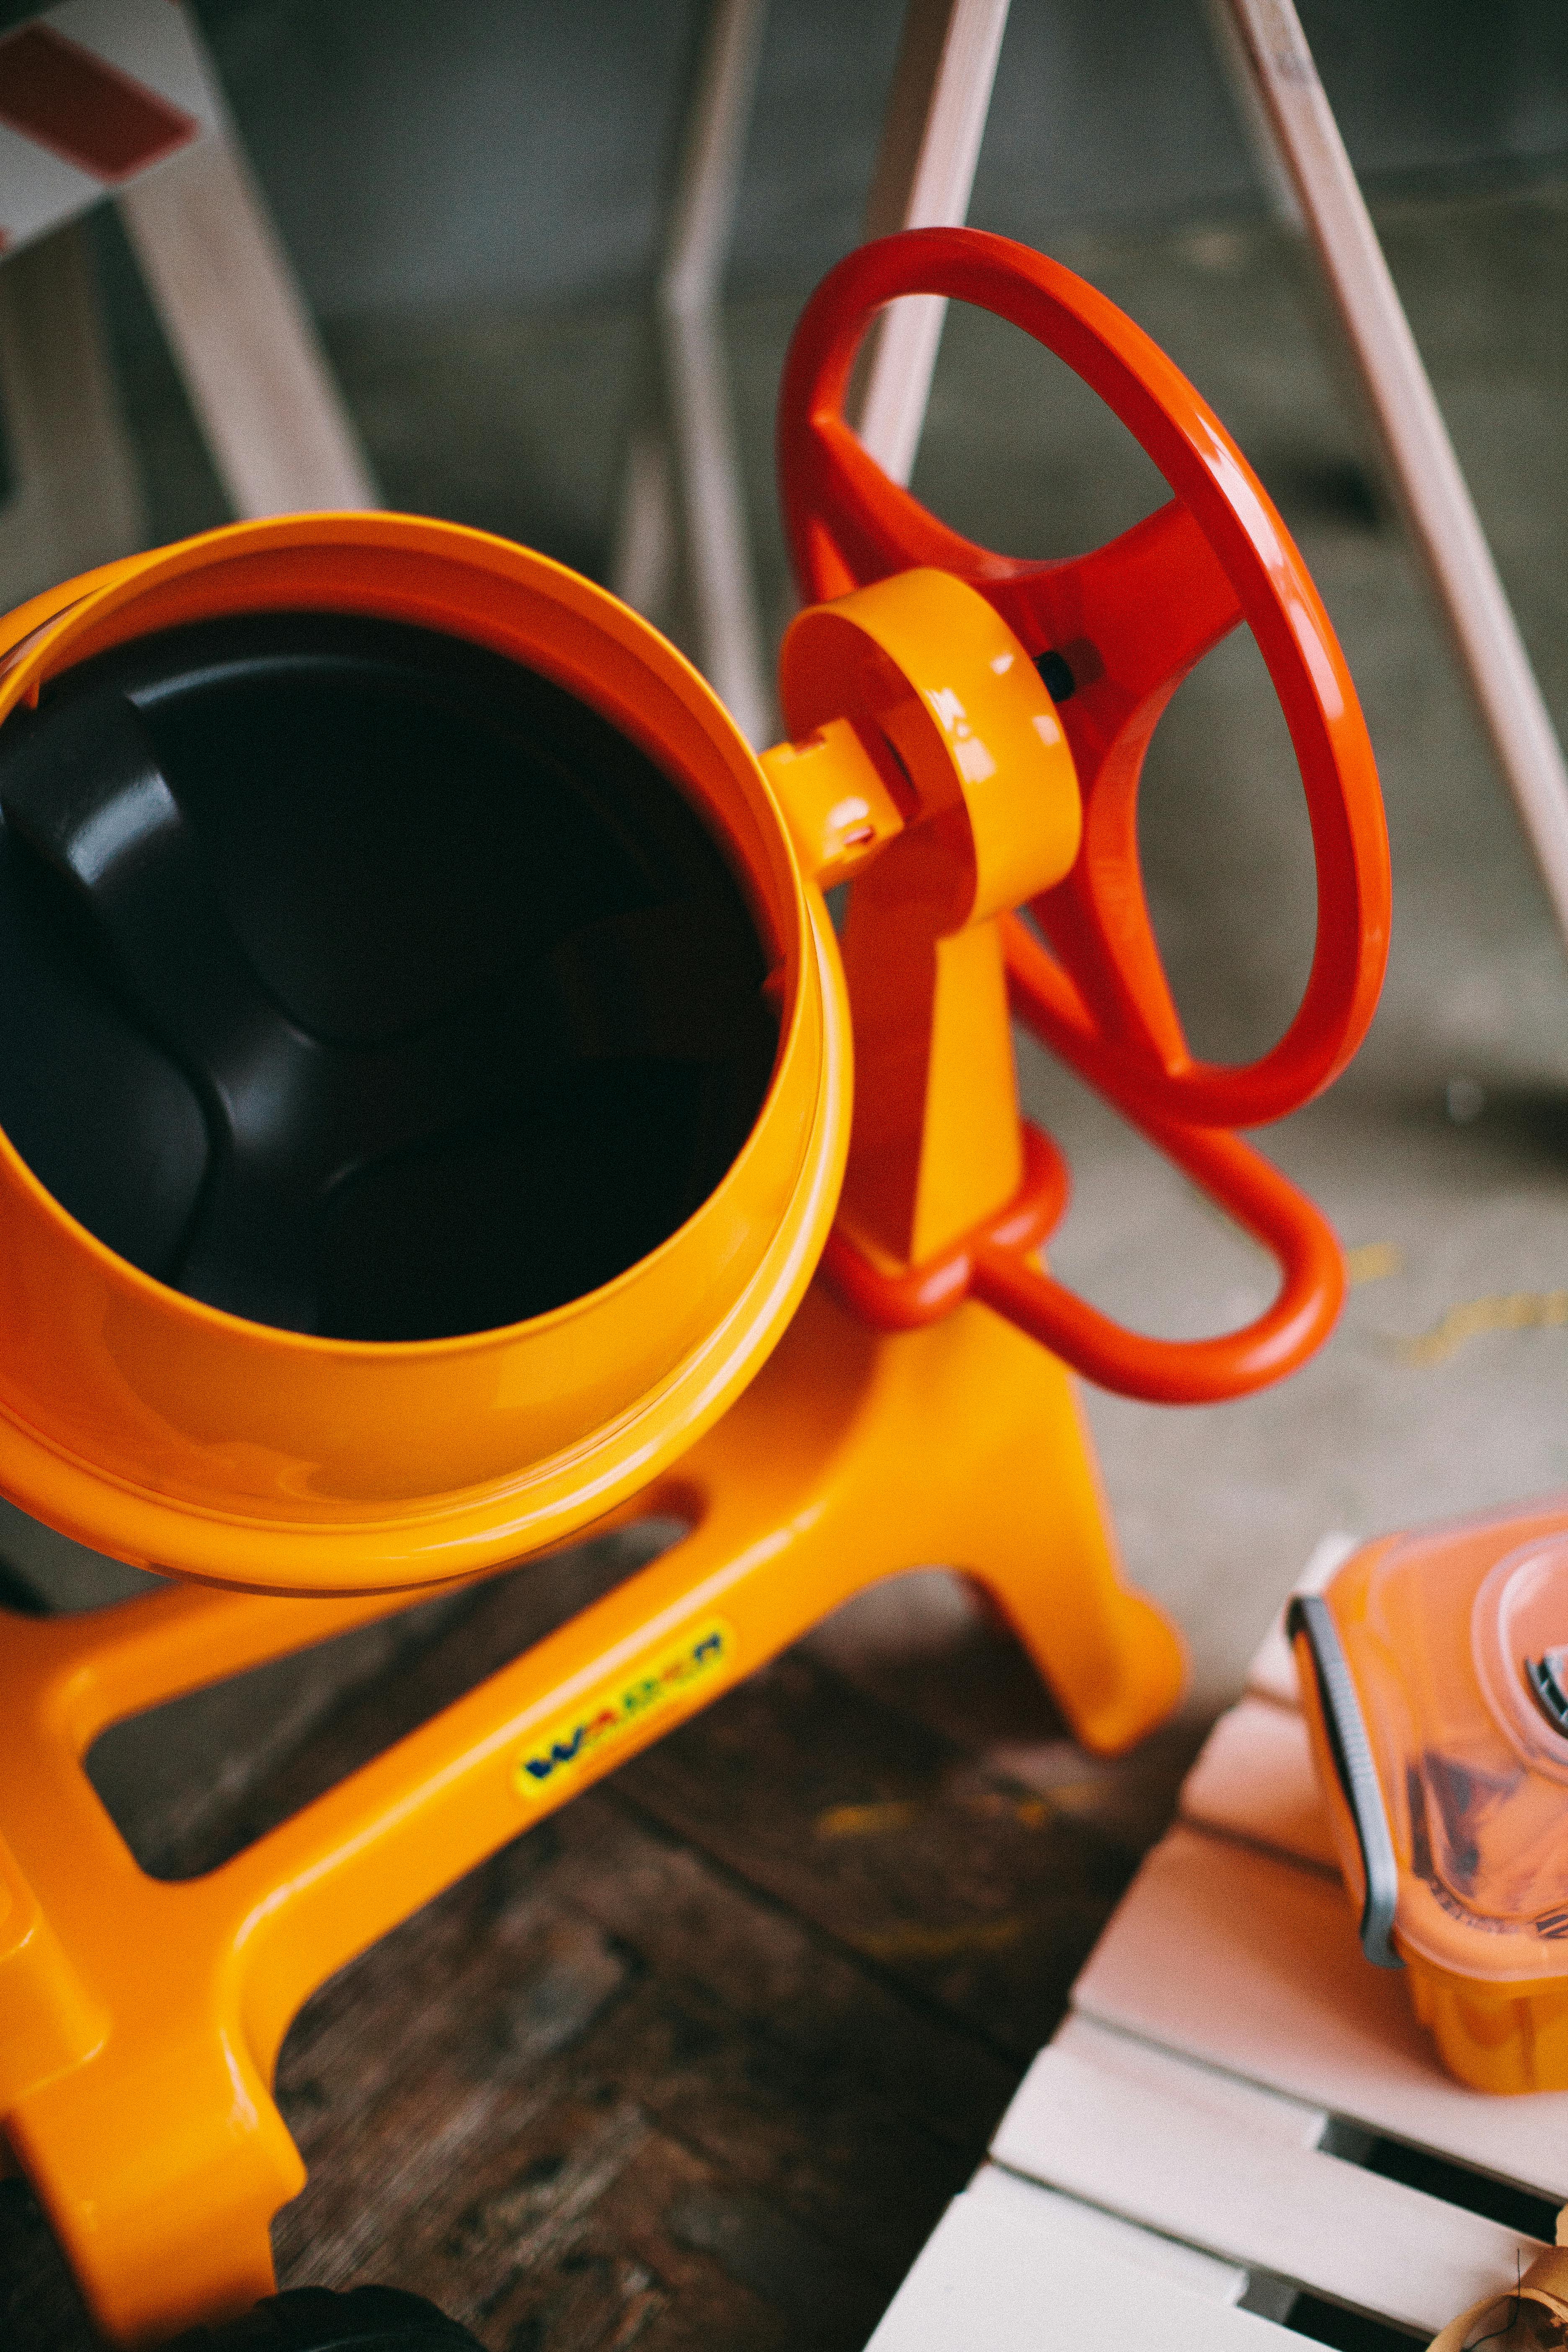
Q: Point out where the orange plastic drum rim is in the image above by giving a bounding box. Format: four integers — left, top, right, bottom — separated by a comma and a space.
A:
0, 513, 852, 1593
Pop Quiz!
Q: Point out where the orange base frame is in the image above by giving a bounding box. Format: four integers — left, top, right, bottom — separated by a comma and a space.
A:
0, 1278, 1182, 2346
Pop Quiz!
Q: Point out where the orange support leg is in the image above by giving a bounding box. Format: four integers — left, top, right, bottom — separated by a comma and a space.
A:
0, 1280, 1180, 2345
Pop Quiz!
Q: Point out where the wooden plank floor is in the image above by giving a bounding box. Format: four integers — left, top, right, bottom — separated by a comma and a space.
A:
0, 1530, 1189, 2351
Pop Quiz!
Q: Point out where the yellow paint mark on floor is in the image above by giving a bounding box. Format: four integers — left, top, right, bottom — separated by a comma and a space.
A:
817, 1791, 1054, 1839
853, 1917, 1025, 1961
1397, 1289, 1568, 1367
815, 1800, 920, 1840
1346, 1240, 1403, 1285
1041, 1780, 1115, 1815
963, 1790, 1053, 1828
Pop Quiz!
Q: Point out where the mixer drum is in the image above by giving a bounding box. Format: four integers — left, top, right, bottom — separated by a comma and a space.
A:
0, 516, 848, 1592
0, 610, 778, 1344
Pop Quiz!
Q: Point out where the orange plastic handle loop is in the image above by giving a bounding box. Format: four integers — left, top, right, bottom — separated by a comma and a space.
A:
821, 1077, 1340, 1403
779, 225, 1391, 1134
973, 1148, 1344, 1402
996, 912, 1344, 1401
970, 1123, 1343, 1406
822, 1120, 1070, 1331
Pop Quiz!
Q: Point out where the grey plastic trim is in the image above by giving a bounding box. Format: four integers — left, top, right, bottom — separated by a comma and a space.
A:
1287, 1594, 1403, 1970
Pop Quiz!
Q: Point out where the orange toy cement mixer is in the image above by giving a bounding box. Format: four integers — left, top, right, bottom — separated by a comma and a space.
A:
0, 229, 1389, 2345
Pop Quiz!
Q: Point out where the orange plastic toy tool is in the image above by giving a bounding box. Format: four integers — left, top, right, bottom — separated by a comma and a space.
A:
1295, 1502, 1568, 2094
0, 227, 1389, 2343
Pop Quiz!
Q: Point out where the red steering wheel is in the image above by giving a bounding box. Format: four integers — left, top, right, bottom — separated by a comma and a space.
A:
780, 229, 1392, 1404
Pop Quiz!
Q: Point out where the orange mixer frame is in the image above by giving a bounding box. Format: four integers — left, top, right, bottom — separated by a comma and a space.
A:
0, 230, 1389, 2342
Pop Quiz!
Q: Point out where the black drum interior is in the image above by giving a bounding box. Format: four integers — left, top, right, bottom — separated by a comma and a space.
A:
0, 612, 778, 1341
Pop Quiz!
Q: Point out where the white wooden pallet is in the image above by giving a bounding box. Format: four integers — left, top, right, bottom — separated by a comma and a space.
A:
867, 1534, 1568, 2349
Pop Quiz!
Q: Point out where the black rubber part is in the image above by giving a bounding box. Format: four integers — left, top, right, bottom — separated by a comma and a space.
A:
1526, 1649, 1568, 1736
163, 2283, 483, 2352
0, 612, 776, 1340
1287, 1594, 1403, 1970
1033, 647, 1075, 701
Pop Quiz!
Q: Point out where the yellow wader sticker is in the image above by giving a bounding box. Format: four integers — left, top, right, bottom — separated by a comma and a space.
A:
512, 1617, 736, 1803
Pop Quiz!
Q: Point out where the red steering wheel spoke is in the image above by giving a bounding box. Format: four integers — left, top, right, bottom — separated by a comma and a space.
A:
997, 499, 1242, 745
995, 500, 1246, 1075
